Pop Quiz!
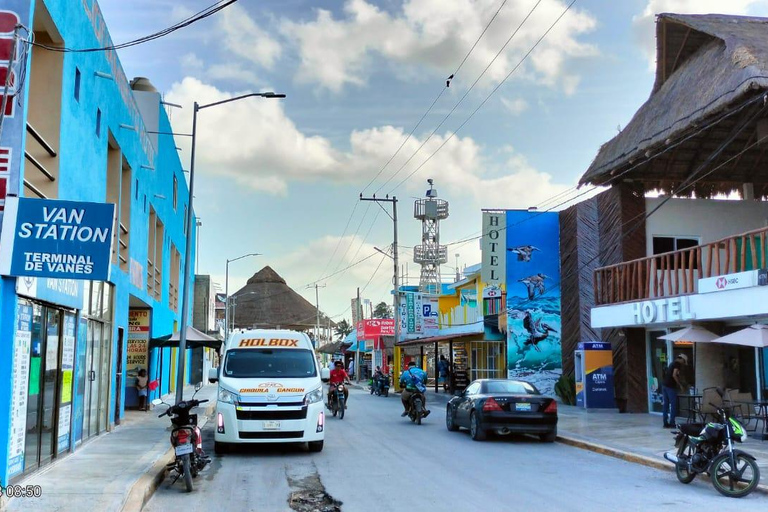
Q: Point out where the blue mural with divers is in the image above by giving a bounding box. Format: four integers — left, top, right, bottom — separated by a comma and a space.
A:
506, 211, 561, 397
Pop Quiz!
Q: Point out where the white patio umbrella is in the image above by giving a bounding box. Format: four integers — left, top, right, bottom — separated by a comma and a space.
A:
659, 326, 719, 343
712, 324, 768, 348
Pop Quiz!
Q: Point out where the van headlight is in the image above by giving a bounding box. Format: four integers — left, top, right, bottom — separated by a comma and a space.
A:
304, 387, 323, 405
218, 388, 239, 404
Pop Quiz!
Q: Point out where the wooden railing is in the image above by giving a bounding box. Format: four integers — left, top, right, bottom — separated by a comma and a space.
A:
594, 226, 768, 305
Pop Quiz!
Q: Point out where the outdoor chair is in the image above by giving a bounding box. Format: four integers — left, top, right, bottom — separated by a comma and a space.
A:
698, 387, 723, 422
729, 391, 756, 431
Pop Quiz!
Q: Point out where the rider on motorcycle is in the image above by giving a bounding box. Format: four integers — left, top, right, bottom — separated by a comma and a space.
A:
399, 360, 430, 417
328, 360, 350, 408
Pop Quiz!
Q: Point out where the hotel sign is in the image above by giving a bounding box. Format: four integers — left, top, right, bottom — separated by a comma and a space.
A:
632, 296, 695, 325
481, 211, 506, 285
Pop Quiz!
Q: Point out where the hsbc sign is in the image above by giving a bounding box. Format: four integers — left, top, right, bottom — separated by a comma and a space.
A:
699, 270, 757, 294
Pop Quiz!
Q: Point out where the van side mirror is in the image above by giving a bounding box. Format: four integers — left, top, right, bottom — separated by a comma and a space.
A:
208, 367, 219, 383
320, 367, 330, 382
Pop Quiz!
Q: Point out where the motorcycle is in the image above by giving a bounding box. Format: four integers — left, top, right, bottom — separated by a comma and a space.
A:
152, 384, 211, 492
406, 391, 428, 425
663, 390, 760, 498
329, 383, 347, 419
369, 374, 390, 397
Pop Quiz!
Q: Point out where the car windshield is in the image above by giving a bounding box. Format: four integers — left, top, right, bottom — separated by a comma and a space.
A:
223, 349, 317, 378
484, 381, 538, 395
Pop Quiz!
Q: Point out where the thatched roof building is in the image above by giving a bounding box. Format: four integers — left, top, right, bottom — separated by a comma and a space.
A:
579, 14, 768, 197
231, 266, 335, 331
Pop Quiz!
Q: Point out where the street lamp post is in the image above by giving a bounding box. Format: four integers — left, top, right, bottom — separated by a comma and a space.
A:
175, 92, 285, 405
225, 253, 261, 344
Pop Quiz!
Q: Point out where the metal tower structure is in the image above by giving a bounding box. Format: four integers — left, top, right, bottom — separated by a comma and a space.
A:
413, 179, 449, 294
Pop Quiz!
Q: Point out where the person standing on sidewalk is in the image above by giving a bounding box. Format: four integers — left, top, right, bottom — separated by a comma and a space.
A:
136, 368, 149, 412
662, 354, 688, 428
437, 355, 450, 393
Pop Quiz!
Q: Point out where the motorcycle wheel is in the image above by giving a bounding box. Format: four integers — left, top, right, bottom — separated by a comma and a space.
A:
332, 399, 338, 417
181, 454, 193, 492
711, 452, 760, 498
675, 446, 696, 484
384, 388, 389, 397
370, 387, 375, 395
339, 398, 345, 420
414, 399, 423, 425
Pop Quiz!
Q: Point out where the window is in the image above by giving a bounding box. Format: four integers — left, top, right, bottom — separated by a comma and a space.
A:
484, 381, 538, 395
652, 236, 700, 269
172, 175, 178, 210
224, 349, 317, 378
96, 108, 101, 137
74, 67, 81, 101
466, 382, 481, 395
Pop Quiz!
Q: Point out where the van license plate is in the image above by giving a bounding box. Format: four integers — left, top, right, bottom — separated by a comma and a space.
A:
175, 444, 193, 456
515, 403, 532, 411
263, 421, 281, 430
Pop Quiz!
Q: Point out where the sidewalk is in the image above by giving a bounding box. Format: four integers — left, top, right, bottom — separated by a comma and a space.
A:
3, 384, 216, 512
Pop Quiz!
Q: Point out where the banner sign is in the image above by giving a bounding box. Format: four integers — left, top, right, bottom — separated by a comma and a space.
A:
7, 303, 32, 477
127, 309, 150, 379
481, 211, 506, 286
16, 275, 84, 310
0, 197, 115, 280
357, 319, 395, 338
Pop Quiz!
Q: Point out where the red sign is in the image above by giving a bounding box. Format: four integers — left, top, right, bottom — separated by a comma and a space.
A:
715, 277, 727, 289
357, 319, 395, 338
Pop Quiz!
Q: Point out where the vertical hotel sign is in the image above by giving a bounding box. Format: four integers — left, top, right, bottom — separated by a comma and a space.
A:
0, 2, 34, 216
481, 211, 506, 285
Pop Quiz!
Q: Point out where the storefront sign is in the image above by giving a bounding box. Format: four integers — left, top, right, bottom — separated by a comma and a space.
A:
699, 270, 757, 294
8, 303, 32, 477
632, 296, 695, 325
406, 293, 415, 333
0, 197, 115, 280
127, 309, 150, 377
16, 276, 85, 310
481, 211, 506, 285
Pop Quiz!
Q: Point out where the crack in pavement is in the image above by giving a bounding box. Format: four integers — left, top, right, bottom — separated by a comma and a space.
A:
285, 463, 342, 512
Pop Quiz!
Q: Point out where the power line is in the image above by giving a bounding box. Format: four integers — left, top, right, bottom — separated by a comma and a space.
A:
27, 0, 237, 52
388, 0, 575, 194
375, 0, 545, 194
360, 0, 510, 194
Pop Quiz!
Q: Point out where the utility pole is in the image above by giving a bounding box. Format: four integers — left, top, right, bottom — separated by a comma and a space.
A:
359, 194, 400, 360
355, 287, 362, 383
307, 283, 326, 348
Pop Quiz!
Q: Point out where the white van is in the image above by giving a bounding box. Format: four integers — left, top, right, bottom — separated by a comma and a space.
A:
208, 329, 327, 453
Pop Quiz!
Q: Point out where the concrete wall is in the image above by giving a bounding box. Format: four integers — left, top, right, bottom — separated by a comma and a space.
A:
645, 198, 768, 255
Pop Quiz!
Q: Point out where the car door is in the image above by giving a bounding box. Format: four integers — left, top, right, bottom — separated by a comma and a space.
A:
456, 382, 481, 427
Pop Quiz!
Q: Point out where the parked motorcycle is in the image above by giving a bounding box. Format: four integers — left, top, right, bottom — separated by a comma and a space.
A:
329, 383, 346, 419
407, 391, 428, 425
663, 389, 760, 498
153, 384, 210, 492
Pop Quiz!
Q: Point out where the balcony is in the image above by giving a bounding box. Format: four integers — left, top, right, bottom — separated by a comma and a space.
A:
594, 226, 768, 306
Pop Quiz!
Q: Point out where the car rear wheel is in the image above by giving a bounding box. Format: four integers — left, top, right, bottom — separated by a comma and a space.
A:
446, 406, 459, 432
308, 441, 324, 453
214, 441, 228, 455
539, 431, 556, 443
470, 411, 486, 441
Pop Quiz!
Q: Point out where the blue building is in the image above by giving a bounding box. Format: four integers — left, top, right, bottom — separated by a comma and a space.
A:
0, 0, 196, 482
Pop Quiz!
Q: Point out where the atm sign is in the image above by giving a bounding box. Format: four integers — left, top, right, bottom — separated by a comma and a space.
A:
238, 338, 300, 348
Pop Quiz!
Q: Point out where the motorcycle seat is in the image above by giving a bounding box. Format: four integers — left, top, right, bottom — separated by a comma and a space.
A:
679, 423, 705, 436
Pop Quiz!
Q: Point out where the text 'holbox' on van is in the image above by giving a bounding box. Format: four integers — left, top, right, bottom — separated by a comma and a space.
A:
208, 329, 325, 453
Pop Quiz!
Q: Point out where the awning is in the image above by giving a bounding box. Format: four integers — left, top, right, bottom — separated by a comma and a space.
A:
346, 341, 371, 353
396, 332, 482, 347
150, 326, 222, 350
659, 326, 719, 343
712, 324, 768, 348
316, 340, 351, 354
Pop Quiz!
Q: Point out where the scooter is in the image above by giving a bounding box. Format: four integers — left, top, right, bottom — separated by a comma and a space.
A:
376, 374, 390, 397
153, 384, 210, 492
329, 383, 347, 419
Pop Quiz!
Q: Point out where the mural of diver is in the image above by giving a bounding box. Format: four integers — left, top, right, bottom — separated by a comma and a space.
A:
519, 273, 548, 300
508, 245, 539, 262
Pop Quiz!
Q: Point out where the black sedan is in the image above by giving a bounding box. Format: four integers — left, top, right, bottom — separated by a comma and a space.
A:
446, 379, 558, 442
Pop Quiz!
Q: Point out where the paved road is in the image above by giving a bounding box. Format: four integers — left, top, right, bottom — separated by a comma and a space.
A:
144, 388, 763, 511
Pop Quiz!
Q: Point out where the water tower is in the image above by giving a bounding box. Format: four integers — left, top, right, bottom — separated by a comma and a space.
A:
413, 179, 449, 294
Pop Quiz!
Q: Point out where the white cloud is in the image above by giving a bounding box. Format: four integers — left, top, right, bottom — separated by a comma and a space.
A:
207, 63, 260, 85
500, 97, 529, 116
219, 4, 282, 69
282, 0, 597, 93
180, 52, 204, 71
633, 1, 768, 67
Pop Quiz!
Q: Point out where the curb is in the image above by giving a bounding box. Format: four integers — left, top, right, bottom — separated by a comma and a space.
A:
120, 401, 216, 512
556, 434, 768, 496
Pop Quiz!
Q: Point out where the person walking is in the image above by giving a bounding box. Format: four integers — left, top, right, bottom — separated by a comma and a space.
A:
662, 353, 688, 428
348, 358, 355, 380
437, 355, 450, 393
136, 368, 149, 412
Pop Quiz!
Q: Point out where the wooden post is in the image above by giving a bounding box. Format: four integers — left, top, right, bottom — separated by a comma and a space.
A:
751, 234, 758, 270
673, 252, 680, 295
653, 258, 658, 297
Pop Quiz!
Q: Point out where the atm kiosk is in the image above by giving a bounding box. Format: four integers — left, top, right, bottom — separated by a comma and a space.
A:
574, 342, 616, 409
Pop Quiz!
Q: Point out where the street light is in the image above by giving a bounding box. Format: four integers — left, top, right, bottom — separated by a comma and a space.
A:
225, 253, 261, 343
176, 91, 285, 404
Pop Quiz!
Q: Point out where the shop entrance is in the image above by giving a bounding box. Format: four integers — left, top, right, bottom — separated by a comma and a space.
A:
469, 341, 505, 381
82, 320, 111, 440
647, 330, 695, 414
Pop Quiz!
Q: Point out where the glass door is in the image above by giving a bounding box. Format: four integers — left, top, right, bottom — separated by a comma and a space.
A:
98, 325, 111, 432
85, 321, 101, 439
39, 309, 61, 466
23, 304, 44, 472
647, 330, 668, 413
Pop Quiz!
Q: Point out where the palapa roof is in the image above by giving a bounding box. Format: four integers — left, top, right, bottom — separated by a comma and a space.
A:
231, 266, 335, 331
579, 13, 768, 197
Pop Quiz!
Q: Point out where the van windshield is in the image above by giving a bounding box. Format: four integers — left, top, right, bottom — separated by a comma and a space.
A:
223, 349, 317, 378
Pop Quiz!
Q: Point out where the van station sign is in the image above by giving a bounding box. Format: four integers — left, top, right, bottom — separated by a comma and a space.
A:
0, 197, 115, 280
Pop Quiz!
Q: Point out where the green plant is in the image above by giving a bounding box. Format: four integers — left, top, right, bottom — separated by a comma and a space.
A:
554, 374, 576, 406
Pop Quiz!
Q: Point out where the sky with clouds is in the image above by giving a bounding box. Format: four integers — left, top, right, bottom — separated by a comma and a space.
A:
99, 0, 768, 322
